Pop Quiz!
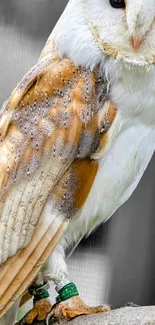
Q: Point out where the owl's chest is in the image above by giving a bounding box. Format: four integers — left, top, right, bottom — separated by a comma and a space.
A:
78, 117, 155, 237
74, 64, 155, 233
108, 62, 155, 125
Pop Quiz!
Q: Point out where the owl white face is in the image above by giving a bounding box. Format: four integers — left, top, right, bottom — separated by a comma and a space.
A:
84, 0, 155, 65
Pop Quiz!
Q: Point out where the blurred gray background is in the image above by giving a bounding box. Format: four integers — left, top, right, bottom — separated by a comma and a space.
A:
0, 0, 155, 310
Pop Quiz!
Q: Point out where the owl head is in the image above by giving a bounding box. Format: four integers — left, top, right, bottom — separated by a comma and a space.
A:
52, 0, 155, 67
83, 0, 155, 66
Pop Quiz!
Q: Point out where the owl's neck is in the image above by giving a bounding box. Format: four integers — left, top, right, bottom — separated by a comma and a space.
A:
48, 0, 104, 70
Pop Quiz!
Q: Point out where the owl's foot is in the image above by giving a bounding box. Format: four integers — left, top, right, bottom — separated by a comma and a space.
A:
47, 296, 110, 323
25, 298, 52, 324
24, 282, 52, 324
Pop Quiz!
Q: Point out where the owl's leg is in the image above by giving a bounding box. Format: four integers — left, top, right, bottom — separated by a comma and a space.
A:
24, 273, 52, 324
24, 242, 109, 324
43, 244, 110, 322
24, 244, 67, 324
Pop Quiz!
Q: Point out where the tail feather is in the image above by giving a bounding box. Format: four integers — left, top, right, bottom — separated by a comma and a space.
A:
0, 217, 68, 318
0, 301, 19, 325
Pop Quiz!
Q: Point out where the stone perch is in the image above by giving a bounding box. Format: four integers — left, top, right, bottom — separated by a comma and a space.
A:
16, 306, 155, 325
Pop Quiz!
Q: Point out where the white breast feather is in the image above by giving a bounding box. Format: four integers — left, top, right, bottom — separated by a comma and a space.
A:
62, 61, 155, 247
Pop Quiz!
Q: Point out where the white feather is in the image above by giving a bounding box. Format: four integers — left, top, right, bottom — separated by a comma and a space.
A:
61, 57, 155, 250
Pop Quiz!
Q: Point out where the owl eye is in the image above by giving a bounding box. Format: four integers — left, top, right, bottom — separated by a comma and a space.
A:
109, 0, 125, 9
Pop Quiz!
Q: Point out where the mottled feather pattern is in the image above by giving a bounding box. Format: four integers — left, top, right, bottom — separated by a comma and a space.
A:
52, 158, 99, 217
0, 56, 115, 265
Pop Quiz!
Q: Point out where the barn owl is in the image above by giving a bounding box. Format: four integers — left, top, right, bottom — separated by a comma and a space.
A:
1, 0, 155, 324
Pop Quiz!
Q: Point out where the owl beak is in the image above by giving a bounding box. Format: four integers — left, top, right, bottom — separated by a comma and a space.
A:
132, 35, 141, 50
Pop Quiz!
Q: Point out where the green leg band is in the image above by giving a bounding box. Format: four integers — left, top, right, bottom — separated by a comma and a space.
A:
34, 290, 50, 302
28, 282, 50, 302
56, 282, 79, 303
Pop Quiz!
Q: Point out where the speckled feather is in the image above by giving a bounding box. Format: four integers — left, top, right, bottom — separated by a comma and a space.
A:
0, 54, 116, 266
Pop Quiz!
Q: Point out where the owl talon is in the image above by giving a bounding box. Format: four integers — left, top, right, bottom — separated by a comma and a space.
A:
48, 296, 110, 322
25, 298, 52, 324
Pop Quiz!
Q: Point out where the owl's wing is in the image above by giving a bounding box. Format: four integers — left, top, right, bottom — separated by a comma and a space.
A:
0, 52, 117, 316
